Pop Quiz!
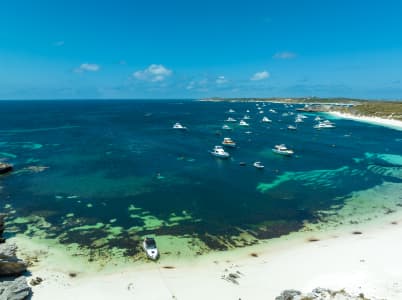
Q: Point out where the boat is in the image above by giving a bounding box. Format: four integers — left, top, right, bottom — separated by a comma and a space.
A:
261, 116, 272, 123
225, 117, 237, 122
243, 115, 251, 120
314, 116, 322, 121
143, 237, 159, 260
269, 109, 277, 113
246, 109, 250, 113
173, 122, 187, 130
314, 121, 336, 129
228, 109, 235, 113
239, 120, 249, 126
222, 137, 236, 148
287, 125, 297, 130
259, 110, 264, 114
222, 124, 232, 130
210, 146, 230, 158
0, 163, 12, 175
253, 161, 264, 169
239, 162, 247, 166
272, 144, 294, 156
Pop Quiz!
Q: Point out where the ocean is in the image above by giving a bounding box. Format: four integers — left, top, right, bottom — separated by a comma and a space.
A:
0, 100, 401, 262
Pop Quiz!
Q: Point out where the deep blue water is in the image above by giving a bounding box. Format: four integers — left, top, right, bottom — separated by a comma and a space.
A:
0, 100, 401, 256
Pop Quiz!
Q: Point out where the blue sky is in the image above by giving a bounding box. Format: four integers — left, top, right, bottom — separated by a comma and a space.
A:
1, 0, 402, 99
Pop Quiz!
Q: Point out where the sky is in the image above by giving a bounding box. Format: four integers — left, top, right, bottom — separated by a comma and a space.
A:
1, 0, 402, 100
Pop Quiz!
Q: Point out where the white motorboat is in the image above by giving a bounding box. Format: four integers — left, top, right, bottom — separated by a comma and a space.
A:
243, 115, 251, 120
259, 110, 264, 114
173, 122, 187, 130
261, 116, 272, 123
225, 117, 237, 122
246, 109, 250, 113
287, 125, 297, 130
222, 137, 236, 148
222, 124, 232, 130
210, 145, 230, 158
239, 120, 249, 126
269, 109, 277, 113
314, 121, 336, 129
143, 237, 159, 260
314, 116, 322, 121
272, 144, 294, 156
228, 109, 235, 113
295, 116, 303, 123
253, 161, 264, 169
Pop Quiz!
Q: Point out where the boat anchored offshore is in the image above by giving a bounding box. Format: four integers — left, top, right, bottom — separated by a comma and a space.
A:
173, 122, 187, 130
261, 116, 272, 123
210, 145, 230, 158
225, 117, 237, 122
239, 120, 249, 126
222, 137, 236, 148
0, 163, 13, 174
143, 237, 159, 260
272, 144, 294, 156
314, 121, 336, 129
222, 124, 232, 130
253, 161, 264, 169
287, 125, 297, 130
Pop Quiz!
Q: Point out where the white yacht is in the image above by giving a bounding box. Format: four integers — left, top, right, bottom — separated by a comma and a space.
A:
314, 121, 335, 129
261, 116, 272, 123
272, 144, 294, 156
243, 115, 251, 120
314, 116, 322, 121
295, 117, 303, 123
253, 161, 264, 169
225, 117, 237, 122
173, 122, 187, 130
222, 124, 232, 130
228, 109, 235, 113
246, 109, 250, 113
259, 110, 264, 114
210, 145, 230, 158
143, 237, 159, 260
269, 109, 277, 113
287, 125, 297, 130
222, 137, 236, 148
239, 120, 249, 126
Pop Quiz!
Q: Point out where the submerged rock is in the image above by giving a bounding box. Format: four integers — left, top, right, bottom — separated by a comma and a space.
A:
0, 276, 31, 300
0, 243, 27, 276
0, 163, 13, 175
275, 288, 372, 300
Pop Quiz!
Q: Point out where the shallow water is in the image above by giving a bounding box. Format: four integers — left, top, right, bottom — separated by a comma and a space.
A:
0, 100, 401, 262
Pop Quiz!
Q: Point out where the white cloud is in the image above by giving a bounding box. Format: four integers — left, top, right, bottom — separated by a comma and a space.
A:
273, 52, 296, 59
133, 64, 172, 82
251, 71, 270, 81
75, 63, 100, 72
186, 78, 208, 91
216, 75, 228, 85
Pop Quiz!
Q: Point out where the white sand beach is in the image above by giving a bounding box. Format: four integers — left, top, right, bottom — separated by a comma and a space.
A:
12, 208, 402, 300
326, 111, 402, 131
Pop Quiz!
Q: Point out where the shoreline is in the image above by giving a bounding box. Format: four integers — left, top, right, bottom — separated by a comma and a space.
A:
11, 181, 402, 299
325, 111, 402, 131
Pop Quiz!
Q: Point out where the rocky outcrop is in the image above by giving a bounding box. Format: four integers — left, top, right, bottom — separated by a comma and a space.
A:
276, 288, 372, 300
0, 214, 6, 243
0, 276, 31, 300
0, 243, 27, 276
0, 163, 13, 175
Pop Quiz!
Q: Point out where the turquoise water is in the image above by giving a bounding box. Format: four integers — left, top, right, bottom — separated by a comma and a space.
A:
0, 100, 401, 259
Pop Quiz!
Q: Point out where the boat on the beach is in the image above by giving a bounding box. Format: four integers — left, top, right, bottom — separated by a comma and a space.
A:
225, 117, 237, 122
272, 144, 294, 156
222, 137, 236, 148
210, 146, 230, 158
239, 120, 249, 126
253, 161, 264, 169
261, 116, 272, 123
143, 237, 159, 260
0, 163, 13, 174
173, 122, 187, 130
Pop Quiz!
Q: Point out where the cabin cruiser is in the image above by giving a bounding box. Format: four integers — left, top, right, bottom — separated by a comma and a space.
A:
314, 121, 335, 129
297, 114, 308, 119
228, 109, 235, 113
222, 137, 236, 148
210, 145, 230, 158
259, 110, 264, 114
295, 117, 303, 123
272, 144, 294, 156
225, 117, 237, 122
269, 109, 277, 113
253, 161, 264, 169
287, 125, 297, 130
222, 124, 232, 130
173, 122, 187, 130
0, 162, 12, 174
261, 116, 272, 123
243, 115, 251, 120
314, 116, 322, 121
239, 120, 249, 126
246, 109, 250, 113
143, 237, 159, 260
